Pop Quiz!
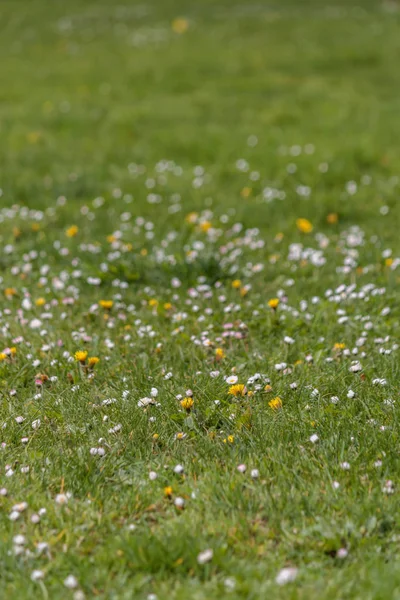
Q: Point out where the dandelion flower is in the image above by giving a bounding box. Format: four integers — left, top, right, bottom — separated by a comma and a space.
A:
74, 350, 88, 363
228, 384, 246, 397
180, 397, 194, 411
268, 298, 279, 310
296, 218, 313, 233
268, 397, 282, 410
66, 225, 78, 238
99, 300, 113, 310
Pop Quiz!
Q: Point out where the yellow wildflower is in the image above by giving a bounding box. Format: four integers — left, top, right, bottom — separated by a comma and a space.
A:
296, 218, 313, 233
74, 350, 88, 363
180, 397, 194, 411
88, 356, 100, 367
268, 298, 279, 310
66, 225, 78, 238
148, 298, 158, 308
268, 397, 282, 410
107, 234, 116, 243
232, 279, 241, 289
163, 302, 172, 310
228, 384, 246, 397
385, 258, 393, 267
9, 347, 17, 356
152, 433, 159, 440
0, 353, 7, 362
185, 212, 198, 224
333, 343, 346, 351
215, 348, 225, 361
4, 288, 17, 298
99, 300, 113, 310
264, 384, 273, 392
164, 486, 173, 497
172, 17, 189, 34
327, 213, 338, 224
199, 220, 212, 232
35, 297, 46, 307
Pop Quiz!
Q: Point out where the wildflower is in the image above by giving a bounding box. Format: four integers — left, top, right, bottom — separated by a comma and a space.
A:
199, 220, 212, 232
237, 464, 246, 473
309, 434, 319, 443
268, 298, 279, 310
66, 225, 78, 237
88, 356, 100, 367
180, 397, 194, 411
172, 17, 189, 34
0, 353, 7, 362
74, 350, 88, 363
215, 347, 225, 361
4, 288, 17, 298
175, 432, 187, 440
268, 397, 282, 410
251, 469, 259, 478
231, 279, 241, 289
226, 375, 238, 384
185, 212, 198, 224
276, 567, 298, 585
35, 298, 46, 307
296, 218, 313, 233
64, 575, 78, 589
163, 302, 172, 310
148, 298, 158, 308
174, 497, 185, 508
197, 549, 213, 564
327, 213, 338, 224
228, 384, 246, 397
99, 300, 113, 310
333, 343, 345, 351
227, 435, 234, 443
164, 486, 173, 497
264, 384, 273, 392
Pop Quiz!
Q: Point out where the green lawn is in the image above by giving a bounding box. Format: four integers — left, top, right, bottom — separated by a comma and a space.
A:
1, 0, 400, 598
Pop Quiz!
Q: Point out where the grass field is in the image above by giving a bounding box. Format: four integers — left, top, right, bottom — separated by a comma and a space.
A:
1, 0, 400, 598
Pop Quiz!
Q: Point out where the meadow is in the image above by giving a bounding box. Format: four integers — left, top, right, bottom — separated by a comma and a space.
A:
1, 0, 400, 598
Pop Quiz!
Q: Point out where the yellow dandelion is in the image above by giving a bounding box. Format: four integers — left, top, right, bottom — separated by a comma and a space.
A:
0, 353, 7, 362
148, 298, 158, 308
327, 213, 338, 224
268, 298, 279, 309
74, 350, 88, 363
215, 347, 225, 361
264, 384, 273, 392
172, 17, 189, 34
232, 279, 241, 289
88, 356, 100, 367
199, 220, 212, 232
66, 225, 78, 238
164, 486, 173, 497
163, 302, 172, 310
296, 218, 313, 233
268, 397, 282, 410
35, 297, 46, 307
4, 288, 17, 298
9, 347, 17, 356
180, 397, 194, 411
333, 343, 346, 351
385, 258, 393, 267
228, 384, 246, 397
99, 300, 113, 310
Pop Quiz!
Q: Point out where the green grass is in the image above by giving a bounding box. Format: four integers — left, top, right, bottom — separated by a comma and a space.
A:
1, 0, 400, 598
